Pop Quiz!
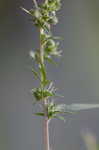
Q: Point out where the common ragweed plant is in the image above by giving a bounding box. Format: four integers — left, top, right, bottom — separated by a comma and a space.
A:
21, 0, 99, 150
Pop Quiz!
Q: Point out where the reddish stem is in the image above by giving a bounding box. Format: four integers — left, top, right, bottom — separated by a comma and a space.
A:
43, 117, 50, 150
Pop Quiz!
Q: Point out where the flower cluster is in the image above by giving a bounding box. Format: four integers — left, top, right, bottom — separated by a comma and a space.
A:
21, 0, 62, 61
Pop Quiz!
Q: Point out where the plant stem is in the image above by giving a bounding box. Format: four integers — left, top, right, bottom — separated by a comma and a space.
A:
39, 27, 50, 150
38, 0, 50, 149
40, 28, 44, 64
44, 118, 50, 150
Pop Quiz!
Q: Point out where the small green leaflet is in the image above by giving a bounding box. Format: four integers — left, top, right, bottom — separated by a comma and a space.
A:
32, 68, 40, 80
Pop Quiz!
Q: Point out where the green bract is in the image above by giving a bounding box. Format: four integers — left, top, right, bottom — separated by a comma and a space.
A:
32, 87, 55, 101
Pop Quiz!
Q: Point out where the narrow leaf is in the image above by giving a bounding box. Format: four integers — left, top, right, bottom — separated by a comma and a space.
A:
34, 112, 44, 116
56, 115, 66, 122
20, 7, 31, 15
32, 68, 40, 80
55, 93, 64, 98
45, 55, 58, 65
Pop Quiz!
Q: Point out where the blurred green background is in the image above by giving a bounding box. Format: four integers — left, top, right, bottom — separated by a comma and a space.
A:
0, 0, 99, 150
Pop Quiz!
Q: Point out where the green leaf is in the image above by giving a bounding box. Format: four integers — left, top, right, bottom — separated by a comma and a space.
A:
32, 88, 42, 101
43, 23, 50, 33
35, 50, 41, 63
32, 68, 40, 80
43, 79, 51, 86
55, 93, 64, 98
48, 102, 56, 118
47, 102, 67, 120
56, 115, 66, 122
43, 90, 55, 97
48, 16, 58, 25
46, 39, 56, 48
34, 112, 44, 116
32, 87, 55, 101
29, 9, 35, 15
51, 36, 63, 40
44, 55, 58, 65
